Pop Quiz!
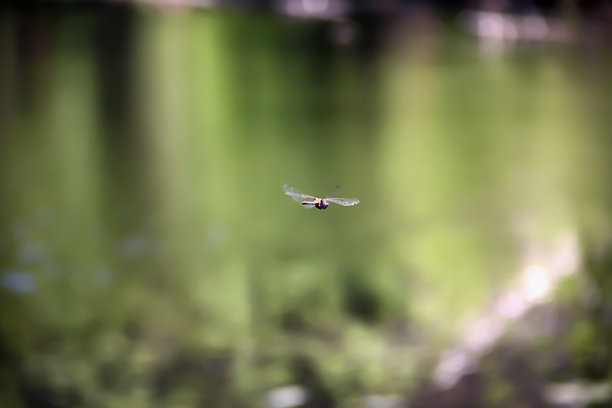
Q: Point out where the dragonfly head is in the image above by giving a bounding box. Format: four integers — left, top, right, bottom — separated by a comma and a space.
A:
316, 199, 329, 210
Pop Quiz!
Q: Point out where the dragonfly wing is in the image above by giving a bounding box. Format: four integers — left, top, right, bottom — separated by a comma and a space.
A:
283, 184, 316, 203
300, 203, 315, 209
327, 197, 360, 206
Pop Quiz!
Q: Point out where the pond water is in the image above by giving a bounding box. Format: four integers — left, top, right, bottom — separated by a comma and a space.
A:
1, 6, 612, 407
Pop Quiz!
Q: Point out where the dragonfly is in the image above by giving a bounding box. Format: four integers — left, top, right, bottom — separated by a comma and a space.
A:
283, 184, 359, 210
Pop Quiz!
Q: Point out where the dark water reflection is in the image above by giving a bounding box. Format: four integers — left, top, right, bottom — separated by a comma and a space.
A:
1, 7, 612, 407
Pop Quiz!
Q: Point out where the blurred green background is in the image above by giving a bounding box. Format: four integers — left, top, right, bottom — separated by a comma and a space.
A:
1, 3, 612, 407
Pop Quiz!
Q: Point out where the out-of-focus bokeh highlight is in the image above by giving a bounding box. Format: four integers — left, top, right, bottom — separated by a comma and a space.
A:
2, 1, 612, 407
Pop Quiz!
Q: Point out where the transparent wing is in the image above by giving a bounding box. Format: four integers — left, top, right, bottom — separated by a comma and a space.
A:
326, 197, 360, 206
283, 184, 316, 203
300, 203, 316, 209
324, 185, 341, 198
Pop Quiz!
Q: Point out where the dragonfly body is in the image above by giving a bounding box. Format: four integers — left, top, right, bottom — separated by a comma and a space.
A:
283, 185, 358, 210
301, 198, 329, 210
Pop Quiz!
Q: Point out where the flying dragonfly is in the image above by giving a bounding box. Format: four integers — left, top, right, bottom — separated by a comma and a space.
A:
283, 184, 359, 210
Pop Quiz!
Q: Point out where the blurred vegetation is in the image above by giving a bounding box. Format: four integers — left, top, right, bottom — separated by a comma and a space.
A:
1, 5, 612, 407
